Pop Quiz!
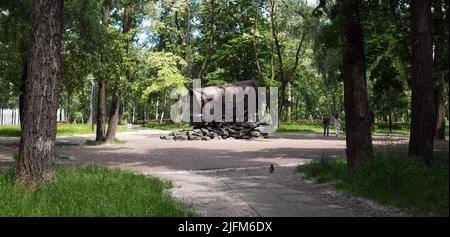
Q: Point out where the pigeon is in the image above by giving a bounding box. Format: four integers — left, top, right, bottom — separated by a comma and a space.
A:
269, 164, 275, 173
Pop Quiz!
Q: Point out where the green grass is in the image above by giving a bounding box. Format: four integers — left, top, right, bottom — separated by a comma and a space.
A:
297, 158, 348, 183
373, 123, 411, 135
12, 153, 77, 161
297, 152, 449, 216
0, 125, 20, 137
277, 123, 329, 133
0, 165, 195, 217
278, 122, 449, 136
142, 122, 193, 131
0, 124, 131, 137
84, 139, 126, 146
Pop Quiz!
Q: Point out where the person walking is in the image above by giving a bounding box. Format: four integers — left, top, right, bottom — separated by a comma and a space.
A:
333, 114, 341, 137
323, 114, 330, 136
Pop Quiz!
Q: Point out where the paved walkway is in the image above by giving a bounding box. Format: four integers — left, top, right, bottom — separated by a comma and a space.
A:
0, 128, 447, 216
154, 167, 358, 217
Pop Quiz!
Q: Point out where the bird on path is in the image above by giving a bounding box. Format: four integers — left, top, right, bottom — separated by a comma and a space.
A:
269, 164, 275, 173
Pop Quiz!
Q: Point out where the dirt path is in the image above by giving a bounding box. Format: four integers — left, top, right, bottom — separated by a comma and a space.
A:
0, 129, 447, 216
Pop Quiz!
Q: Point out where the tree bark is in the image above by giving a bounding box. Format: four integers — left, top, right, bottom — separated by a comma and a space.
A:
408, 0, 435, 163
105, 3, 132, 142
88, 80, 95, 125
341, 0, 373, 172
17, 0, 63, 186
96, 78, 106, 141
105, 90, 121, 143
181, 2, 193, 77
433, 0, 446, 140
19, 60, 28, 124
269, 0, 286, 114
96, 2, 110, 142
434, 82, 445, 140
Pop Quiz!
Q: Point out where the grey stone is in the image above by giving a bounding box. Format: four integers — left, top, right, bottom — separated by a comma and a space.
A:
250, 131, 260, 137
175, 135, 187, 140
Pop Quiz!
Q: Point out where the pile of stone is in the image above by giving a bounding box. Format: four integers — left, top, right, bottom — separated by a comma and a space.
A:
160, 122, 268, 141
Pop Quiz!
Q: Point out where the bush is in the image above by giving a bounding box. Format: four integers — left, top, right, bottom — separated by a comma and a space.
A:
297, 152, 449, 216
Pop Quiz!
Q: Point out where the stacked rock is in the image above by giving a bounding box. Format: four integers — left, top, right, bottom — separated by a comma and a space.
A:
160, 122, 268, 141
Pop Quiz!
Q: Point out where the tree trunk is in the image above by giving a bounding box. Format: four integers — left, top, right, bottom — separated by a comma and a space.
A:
388, 91, 393, 133
197, 0, 215, 79
269, 0, 286, 116
159, 98, 166, 124
17, 0, 63, 186
19, 61, 28, 124
96, 3, 110, 142
96, 78, 106, 141
155, 99, 159, 120
105, 92, 121, 143
433, 0, 446, 140
252, 8, 264, 82
181, 2, 193, 77
132, 106, 136, 124
341, 0, 373, 172
88, 80, 95, 125
105, 3, 131, 142
408, 0, 435, 163
434, 82, 446, 140
287, 82, 292, 123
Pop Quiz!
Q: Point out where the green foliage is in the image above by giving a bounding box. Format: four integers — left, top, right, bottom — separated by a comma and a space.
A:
0, 0, 448, 124
142, 122, 192, 131
56, 124, 130, 136
0, 125, 21, 137
0, 0, 32, 107
0, 165, 195, 216
196, 0, 272, 84
141, 51, 188, 99
61, 0, 103, 96
0, 124, 131, 137
298, 153, 449, 216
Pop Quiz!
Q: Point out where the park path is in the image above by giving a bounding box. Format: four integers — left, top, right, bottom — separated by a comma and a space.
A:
1, 128, 446, 216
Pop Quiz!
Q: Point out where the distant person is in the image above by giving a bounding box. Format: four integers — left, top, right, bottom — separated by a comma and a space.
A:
322, 115, 330, 136
333, 114, 341, 137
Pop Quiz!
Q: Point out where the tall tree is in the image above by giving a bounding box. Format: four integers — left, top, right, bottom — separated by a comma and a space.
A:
96, 0, 110, 142
340, 0, 373, 171
105, 2, 133, 142
433, 0, 448, 140
269, 0, 307, 116
408, 0, 435, 162
17, 0, 64, 186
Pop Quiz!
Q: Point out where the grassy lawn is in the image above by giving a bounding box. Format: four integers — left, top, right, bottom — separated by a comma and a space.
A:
142, 122, 193, 131
277, 122, 326, 133
3, 121, 437, 137
140, 121, 450, 137
0, 165, 195, 217
297, 152, 449, 216
0, 124, 131, 137
278, 122, 449, 136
